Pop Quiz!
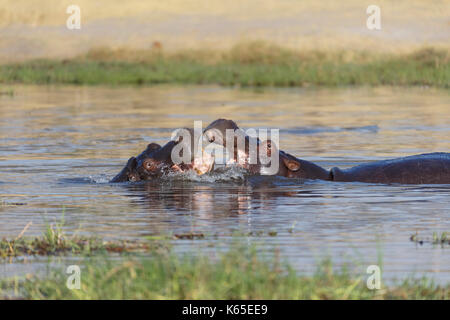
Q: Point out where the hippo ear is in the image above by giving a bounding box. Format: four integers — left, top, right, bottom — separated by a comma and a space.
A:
146, 143, 161, 152
126, 157, 138, 170
282, 157, 301, 172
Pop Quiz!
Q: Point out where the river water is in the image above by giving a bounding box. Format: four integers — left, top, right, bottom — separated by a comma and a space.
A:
0, 85, 449, 284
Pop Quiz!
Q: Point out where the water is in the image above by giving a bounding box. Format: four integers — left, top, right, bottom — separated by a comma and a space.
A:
0, 85, 449, 283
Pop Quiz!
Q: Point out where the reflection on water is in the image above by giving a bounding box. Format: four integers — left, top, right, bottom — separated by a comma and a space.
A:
0, 85, 449, 283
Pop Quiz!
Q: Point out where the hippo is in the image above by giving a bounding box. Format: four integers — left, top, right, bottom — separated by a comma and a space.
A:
110, 142, 162, 182
203, 119, 450, 184
111, 128, 214, 182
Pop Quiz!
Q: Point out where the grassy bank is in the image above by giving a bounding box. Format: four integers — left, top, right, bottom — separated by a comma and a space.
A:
1, 224, 449, 299
0, 43, 448, 87
1, 241, 448, 299
2, 246, 449, 300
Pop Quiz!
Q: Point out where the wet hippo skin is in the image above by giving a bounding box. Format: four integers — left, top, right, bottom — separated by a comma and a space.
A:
110, 142, 162, 182
204, 119, 450, 185
111, 130, 195, 183
273, 148, 450, 184
111, 128, 215, 182
330, 153, 450, 184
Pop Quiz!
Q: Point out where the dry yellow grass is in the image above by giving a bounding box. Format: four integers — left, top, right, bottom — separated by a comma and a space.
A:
0, 0, 448, 62
82, 41, 449, 66
0, 0, 448, 26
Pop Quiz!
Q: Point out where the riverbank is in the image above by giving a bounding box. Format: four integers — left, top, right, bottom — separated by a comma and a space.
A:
0, 231, 448, 299
0, 43, 448, 88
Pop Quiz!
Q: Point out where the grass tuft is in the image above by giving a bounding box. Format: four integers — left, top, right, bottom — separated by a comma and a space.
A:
410, 232, 450, 246
0, 220, 166, 259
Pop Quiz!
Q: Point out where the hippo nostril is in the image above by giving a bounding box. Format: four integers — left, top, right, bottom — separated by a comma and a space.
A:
143, 159, 155, 171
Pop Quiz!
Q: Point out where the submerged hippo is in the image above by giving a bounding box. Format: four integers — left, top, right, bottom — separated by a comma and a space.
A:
110, 142, 161, 182
203, 119, 450, 184
111, 128, 214, 182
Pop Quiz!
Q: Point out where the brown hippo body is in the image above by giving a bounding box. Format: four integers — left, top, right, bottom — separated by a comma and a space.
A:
330, 152, 450, 184
203, 119, 450, 185
111, 119, 450, 185
267, 150, 450, 184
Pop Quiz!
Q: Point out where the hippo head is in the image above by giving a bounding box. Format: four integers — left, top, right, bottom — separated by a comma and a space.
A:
137, 128, 214, 180
253, 139, 299, 176
203, 119, 329, 180
203, 119, 256, 168
203, 119, 240, 146
252, 139, 330, 180
111, 128, 215, 183
110, 142, 162, 182
204, 119, 275, 174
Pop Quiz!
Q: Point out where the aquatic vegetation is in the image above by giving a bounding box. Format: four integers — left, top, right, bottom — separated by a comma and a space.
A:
0, 236, 165, 259
0, 199, 26, 206
410, 232, 450, 246
0, 222, 165, 259
173, 233, 205, 240
0, 44, 448, 87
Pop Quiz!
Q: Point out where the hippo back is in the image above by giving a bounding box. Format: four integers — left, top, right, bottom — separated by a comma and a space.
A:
331, 152, 450, 184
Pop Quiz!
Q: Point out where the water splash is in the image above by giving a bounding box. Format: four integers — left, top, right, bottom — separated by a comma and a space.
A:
165, 165, 248, 183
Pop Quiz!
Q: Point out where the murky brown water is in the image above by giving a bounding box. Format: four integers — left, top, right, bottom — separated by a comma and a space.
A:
0, 85, 449, 283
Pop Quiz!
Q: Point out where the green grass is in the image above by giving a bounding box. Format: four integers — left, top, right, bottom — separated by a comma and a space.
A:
0, 43, 448, 87
0, 235, 162, 258
0, 222, 448, 299
0, 221, 163, 258
410, 232, 450, 246
1, 244, 448, 300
